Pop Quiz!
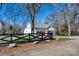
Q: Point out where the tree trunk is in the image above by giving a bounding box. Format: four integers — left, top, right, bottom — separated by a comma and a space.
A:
68, 22, 71, 36
31, 16, 34, 33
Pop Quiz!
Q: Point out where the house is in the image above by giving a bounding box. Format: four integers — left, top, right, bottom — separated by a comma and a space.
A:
34, 22, 49, 33
24, 22, 55, 35
24, 23, 31, 34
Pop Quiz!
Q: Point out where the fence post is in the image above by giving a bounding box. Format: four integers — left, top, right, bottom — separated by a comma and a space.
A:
28, 33, 31, 42
10, 33, 13, 43
42, 33, 43, 40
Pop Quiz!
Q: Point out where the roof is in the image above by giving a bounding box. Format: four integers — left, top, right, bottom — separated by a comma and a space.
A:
35, 23, 49, 29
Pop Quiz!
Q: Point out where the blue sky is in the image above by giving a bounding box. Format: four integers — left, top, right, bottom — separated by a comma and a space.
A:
0, 3, 64, 26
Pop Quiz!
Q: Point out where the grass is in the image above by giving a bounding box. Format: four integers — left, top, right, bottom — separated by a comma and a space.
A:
0, 35, 30, 42
0, 35, 39, 43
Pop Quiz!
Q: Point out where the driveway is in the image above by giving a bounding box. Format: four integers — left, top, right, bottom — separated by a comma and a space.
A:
1, 39, 79, 56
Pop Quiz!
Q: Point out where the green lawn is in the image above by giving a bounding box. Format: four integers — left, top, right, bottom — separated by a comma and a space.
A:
0, 35, 39, 42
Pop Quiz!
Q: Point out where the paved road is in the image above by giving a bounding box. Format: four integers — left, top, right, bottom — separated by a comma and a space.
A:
53, 36, 79, 38
2, 39, 79, 56
53, 36, 79, 40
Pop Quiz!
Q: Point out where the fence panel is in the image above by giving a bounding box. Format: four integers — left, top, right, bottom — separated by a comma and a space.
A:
0, 33, 53, 44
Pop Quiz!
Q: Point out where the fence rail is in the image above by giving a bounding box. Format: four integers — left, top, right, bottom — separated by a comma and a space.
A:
0, 33, 53, 44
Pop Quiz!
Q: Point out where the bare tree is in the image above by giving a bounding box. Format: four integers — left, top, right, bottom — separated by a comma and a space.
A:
26, 3, 41, 33
51, 3, 79, 36
61, 3, 79, 36
47, 11, 63, 35
0, 20, 6, 34
0, 4, 5, 34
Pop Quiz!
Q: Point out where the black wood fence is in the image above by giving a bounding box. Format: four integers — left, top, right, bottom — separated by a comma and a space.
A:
0, 33, 53, 44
